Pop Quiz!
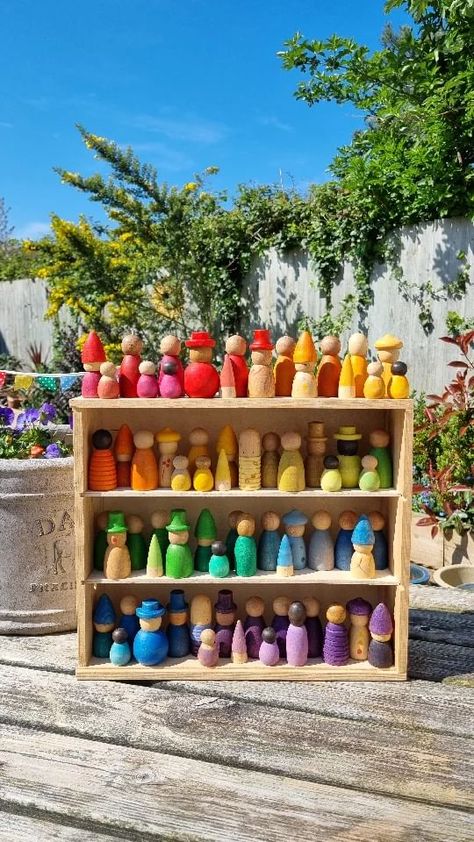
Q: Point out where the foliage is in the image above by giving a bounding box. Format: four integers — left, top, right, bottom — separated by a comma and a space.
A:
0, 403, 72, 459
0, 198, 42, 281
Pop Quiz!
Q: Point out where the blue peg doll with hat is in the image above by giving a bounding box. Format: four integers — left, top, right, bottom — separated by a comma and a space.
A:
133, 598, 169, 666
167, 589, 191, 657
93, 593, 116, 658
281, 509, 308, 570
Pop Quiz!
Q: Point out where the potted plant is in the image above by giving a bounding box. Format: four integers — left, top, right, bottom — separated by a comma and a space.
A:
0, 403, 76, 634
412, 329, 474, 569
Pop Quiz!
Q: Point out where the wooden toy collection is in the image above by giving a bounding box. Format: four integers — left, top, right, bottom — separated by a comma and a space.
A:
74, 325, 411, 682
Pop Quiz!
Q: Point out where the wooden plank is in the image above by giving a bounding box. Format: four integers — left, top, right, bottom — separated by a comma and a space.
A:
83, 487, 401, 498
0, 664, 471, 808
1, 723, 472, 842
85, 567, 398, 586
0, 810, 113, 841
70, 397, 412, 410
409, 585, 474, 614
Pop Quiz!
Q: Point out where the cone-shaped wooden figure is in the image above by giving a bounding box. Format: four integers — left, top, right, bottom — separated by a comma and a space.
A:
165, 510, 193, 578
286, 602, 308, 666
146, 533, 164, 578
190, 593, 213, 655
97, 361, 120, 399
338, 353, 355, 399
257, 511, 281, 571
276, 533, 294, 577
359, 455, 381, 491
334, 510, 358, 570
274, 335, 296, 396
126, 514, 147, 570
188, 428, 210, 474
93, 594, 116, 658
194, 508, 217, 573
308, 510, 334, 571
239, 428, 261, 491
350, 515, 376, 579
271, 596, 290, 658
184, 331, 220, 398
388, 361, 410, 399
216, 424, 238, 487
303, 597, 323, 658
209, 540, 230, 578
150, 510, 169, 561
214, 589, 237, 658
363, 361, 385, 399
259, 627, 280, 666
305, 422, 327, 488
243, 596, 266, 659
261, 432, 280, 488
137, 360, 159, 398
369, 429, 392, 488
118, 595, 139, 646
368, 603, 394, 667
277, 432, 305, 492
320, 455, 342, 492
215, 448, 231, 491
323, 604, 349, 666
220, 353, 236, 398
88, 429, 117, 491
131, 430, 158, 491
93, 511, 109, 571
81, 331, 106, 398
104, 512, 131, 580
346, 597, 372, 661
198, 628, 219, 667
156, 427, 181, 488
225, 510, 243, 571
193, 456, 214, 492
231, 620, 248, 664
171, 455, 192, 491
248, 329, 275, 398
119, 334, 143, 398
291, 330, 317, 397
348, 333, 368, 397
281, 509, 308, 570
158, 335, 185, 398
234, 514, 257, 577
224, 335, 249, 397
114, 424, 134, 487
317, 336, 341, 397
374, 334, 403, 395
369, 510, 389, 571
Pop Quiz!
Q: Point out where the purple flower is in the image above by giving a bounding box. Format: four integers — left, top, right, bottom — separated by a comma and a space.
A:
39, 402, 57, 423
15, 408, 40, 430
44, 443, 62, 459
0, 407, 14, 427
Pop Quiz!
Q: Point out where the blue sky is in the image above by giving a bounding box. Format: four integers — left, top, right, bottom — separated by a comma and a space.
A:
1, 0, 409, 239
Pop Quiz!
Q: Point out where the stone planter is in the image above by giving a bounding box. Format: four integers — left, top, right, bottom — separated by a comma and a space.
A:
411, 513, 474, 569
0, 456, 76, 634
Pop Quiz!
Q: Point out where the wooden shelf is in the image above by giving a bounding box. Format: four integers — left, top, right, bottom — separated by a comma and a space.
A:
85, 567, 398, 587
83, 488, 402, 499
71, 397, 412, 411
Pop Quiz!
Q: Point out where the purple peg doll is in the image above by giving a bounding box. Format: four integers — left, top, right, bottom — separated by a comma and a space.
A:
368, 603, 394, 668
197, 629, 219, 667
303, 597, 323, 658
214, 589, 237, 658
271, 596, 290, 658
243, 596, 266, 659
323, 604, 349, 666
259, 627, 280, 666
286, 602, 309, 666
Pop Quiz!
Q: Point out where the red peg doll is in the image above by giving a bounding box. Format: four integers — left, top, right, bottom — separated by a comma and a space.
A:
184, 331, 220, 398
224, 335, 249, 397
81, 331, 106, 398
119, 334, 143, 398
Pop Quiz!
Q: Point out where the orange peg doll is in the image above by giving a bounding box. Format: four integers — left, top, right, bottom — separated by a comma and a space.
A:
88, 429, 117, 491
131, 431, 159, 491
317, 336, 341, 397
348, 333, 368, 397
114, 424, 134, 487
274, 335, 296, 396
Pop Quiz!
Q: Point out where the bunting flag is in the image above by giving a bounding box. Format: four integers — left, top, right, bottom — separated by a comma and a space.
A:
36, 376, 58, 392
0, 369, 84, 394
59, 374, 79, 391
13, 374, 34, 391
0, 372, 6, 389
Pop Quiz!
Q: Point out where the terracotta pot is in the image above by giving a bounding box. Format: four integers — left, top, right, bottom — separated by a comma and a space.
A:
0, 456, 76, 634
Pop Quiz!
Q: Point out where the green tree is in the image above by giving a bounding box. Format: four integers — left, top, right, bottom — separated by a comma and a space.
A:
0, 198, 40, 281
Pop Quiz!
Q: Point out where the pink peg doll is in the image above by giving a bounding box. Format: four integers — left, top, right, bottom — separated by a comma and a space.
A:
158, 335, 185, 398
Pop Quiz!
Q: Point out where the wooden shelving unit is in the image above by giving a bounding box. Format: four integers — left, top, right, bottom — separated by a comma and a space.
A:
72, 397, 412, 681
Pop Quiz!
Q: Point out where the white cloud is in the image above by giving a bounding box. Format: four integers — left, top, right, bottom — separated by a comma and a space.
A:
258, 115, 293, 133
121, 141, 194, 172
15, 221, 51, 240
133, 114, 227, 144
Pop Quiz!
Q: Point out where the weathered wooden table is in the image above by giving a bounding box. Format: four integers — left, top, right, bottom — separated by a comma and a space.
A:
0, 586, 473, 842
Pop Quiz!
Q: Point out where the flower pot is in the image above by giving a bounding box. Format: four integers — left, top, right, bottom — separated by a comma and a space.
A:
411, 513, 474, 568
0, 456, 76, 634
433, 565, 474, 590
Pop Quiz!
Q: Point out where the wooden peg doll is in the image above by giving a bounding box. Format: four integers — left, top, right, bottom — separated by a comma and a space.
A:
308, 510, 334, 571
119, 333, 143, 398
231, 620, 248, 664
188, 427, 210, 474
216, 425, 238, 487
286, 602, 308, 666
359, 455, 381, 491
156, 427, 181, 488
114, 424, 134, 487
277, 432, 305, 492
274, 335, 296, 396
118, 595, 139, 646
276, 533, 294, 577
198, 628, 219, 667
215, 448, 231, 491
346, 598, 372, 661
291, 330, 318, 397
193, 456, 214, 492
234, 513, 257, 577
184, 330, 220, 398
167, 589, 191, 658
316, 335, 341, 397
214, 589, 237, 657
220, 353, 236, 398
281, 509, 308, 570
133, 599, 168, 666
363, 361, 385, 399
190, 593, 213, 655
104, 512, 131, 580
158, 335, 185, 398
368, 510, 389, 570
271, 596, 290, 658
368, 603, 394, 667
369, 429, 392, 488
374, 334, 403, 395
388, 361, 410, 399
248, 329, 275, 398
305, 421, 327, 488
88, 429, 117, 491
238, 428, 261, 491
348, 333, 368, 397
93, 594, 116, 658
146, 532, 164, 578
137, 360, 159, 398
165, 510, 193, 578
259, 627, 280, 666
131, 430, 159, 491
303, 597, 323, 658
320, 455, 342, 492
150, 509, 169, 561
110, 628, 132, 666
323, 604, 349, 666
334, 510, 358, 570
225, 509, 243, 571
194, 508, 217, 572
126, 514, 147, 570
224, 334, 249, 397
350, 515, 376, 579
81, 330, 106, 398
209, 540, 230, 578
257, 511, 281, 571
334, 425, 362, 488
93, 510, 109, 571
171, 455, 192, 491
338, 353, 355, 399
261, 432, 280, 488
97, 361, 120, 399
243, 596, 266, 659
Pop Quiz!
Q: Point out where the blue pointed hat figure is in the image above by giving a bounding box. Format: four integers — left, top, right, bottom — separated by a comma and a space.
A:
352, 515, 375, 547
276, 534, 293, 570
168, 589, 188, 614
93, 593, 115, 625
